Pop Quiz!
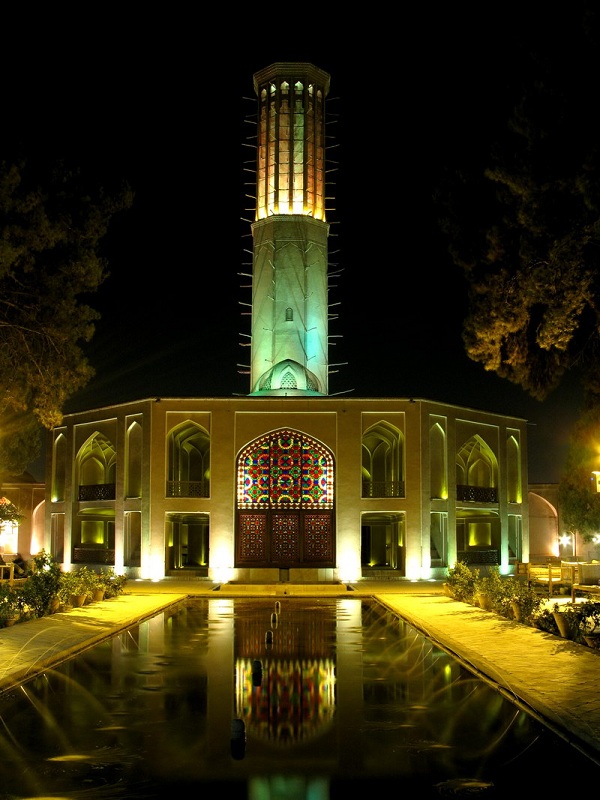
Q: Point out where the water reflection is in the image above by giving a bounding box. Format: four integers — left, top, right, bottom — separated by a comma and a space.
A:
0, 597, 597, 799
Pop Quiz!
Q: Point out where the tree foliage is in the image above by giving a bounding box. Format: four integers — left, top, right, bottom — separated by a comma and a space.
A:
0, 496, 23, 525
558, 406, 600, 541
0, 156, 133, 474
435, 11, 600, 405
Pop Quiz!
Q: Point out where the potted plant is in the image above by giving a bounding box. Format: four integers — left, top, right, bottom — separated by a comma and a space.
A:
473, 566, 506, 612
91, 578, 106, 602
58, 567, 96, 608
0, 583, 21, 626
507, 580, 543, 624
551, 600, 600, 644
96, 569, 128, 599
16, 550, 62, 617
444, 561, 478, 603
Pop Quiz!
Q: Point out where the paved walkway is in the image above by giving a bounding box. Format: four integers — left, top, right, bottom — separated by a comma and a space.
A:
1, 578, 599, 767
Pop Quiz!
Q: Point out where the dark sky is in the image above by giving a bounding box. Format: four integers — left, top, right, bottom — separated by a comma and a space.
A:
7, 6, 593, 483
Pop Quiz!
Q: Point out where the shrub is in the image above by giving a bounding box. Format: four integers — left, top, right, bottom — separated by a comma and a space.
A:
551, 600, 600, 644
57, 566, 96, 604
533, 607, 560, 634
475, 566, 509, 614
57, 566, 128, 604
18, 550, 62, 617
0, 583, 21, 626
446, 563, 544, 625
445, 562, 478, 603
507, 579, 544, 623
96, 569, 128, 598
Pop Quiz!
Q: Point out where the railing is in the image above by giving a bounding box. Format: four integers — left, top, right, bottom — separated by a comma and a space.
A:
456, 485, 498, 503
457, 550, 499, 565
73, 547, 115, 565
166, 481, 209, 498
78, 484, 116, 501
362, 480, 405, 498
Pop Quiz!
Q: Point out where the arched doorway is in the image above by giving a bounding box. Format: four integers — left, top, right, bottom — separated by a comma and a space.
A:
236, 429, 335, 569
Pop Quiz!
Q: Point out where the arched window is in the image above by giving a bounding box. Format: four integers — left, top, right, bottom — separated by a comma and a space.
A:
125, 420, 143, 499
238, 429, 333, 508
361, 421, 404, 498
167, 421, 210, 498
236, 429, 335, 568
77, 433, 117, 501
456, 435, 498, 503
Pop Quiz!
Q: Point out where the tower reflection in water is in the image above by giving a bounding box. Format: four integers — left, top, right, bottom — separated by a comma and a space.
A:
0, 596, 597, 799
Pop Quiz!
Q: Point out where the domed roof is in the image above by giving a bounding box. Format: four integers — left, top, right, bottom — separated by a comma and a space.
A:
250, 359, 324, 396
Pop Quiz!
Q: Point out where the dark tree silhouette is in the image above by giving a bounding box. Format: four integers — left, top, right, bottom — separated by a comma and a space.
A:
0, 156, 133, 475
435, 5, 600, 535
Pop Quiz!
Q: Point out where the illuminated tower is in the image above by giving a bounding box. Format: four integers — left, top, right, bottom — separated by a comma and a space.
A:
247, 63, 331, 396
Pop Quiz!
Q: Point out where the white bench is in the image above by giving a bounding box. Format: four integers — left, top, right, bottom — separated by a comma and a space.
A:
571, 563, 600, 602
517, 562, 563, 596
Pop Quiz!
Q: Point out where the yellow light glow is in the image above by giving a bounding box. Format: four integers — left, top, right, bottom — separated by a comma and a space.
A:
209, 543, 234, 583
337, 549, 361, 583
404, 555, 423, 581
211, 566, 234, 584
0, 521, 18, 553
142, 554, 165, 582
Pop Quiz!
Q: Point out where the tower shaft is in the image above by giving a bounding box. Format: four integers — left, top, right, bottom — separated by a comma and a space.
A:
249, 63, 331, 397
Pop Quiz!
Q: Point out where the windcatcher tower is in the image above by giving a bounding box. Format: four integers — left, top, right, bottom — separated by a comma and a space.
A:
247, 63, 331, 396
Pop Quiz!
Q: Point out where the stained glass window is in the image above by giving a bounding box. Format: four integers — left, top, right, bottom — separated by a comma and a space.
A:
238, 430, 333, 509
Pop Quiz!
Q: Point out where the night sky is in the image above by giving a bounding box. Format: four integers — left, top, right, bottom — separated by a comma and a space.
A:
6, 6, 593, 483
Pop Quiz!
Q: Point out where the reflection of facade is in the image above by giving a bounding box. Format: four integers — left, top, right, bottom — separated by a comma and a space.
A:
234, 599, 336, 744
0, 596, 578, 791
236, 658, 336, 744
43, 63, 529, 582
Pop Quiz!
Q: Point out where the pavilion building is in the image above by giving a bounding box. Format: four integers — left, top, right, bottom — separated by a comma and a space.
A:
43, 63, 530, 584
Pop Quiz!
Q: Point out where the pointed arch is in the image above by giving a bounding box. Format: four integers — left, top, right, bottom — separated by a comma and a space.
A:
506, 434, 522, 503
52, 432, 67, 502
125, 420, 143, 499
76, 432, 117, 501
167, 421, 210, 498
74, 432, 117, 564
429, 421, 447, 500
456, 435, 498, 503
361, 421, 405, 498
236, 429, 334, 568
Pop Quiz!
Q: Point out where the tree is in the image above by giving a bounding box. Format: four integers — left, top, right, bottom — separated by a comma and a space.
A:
0, 156, 133, 475
558, 406, 600, 542
0, 496, 23, 526
435, 12, 600, 406
434, 10, 600, 529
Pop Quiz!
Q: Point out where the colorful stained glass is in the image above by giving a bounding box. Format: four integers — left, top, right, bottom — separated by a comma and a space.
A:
238, 430, 333, 509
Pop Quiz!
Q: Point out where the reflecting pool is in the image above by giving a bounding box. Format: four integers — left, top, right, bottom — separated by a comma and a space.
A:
0, 597, 598, 798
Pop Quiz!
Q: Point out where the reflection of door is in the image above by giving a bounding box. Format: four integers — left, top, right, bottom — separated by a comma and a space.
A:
361, 513, 404, 572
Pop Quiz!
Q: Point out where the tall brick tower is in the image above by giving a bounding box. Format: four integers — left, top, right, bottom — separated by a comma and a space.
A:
247, 63, 331, 396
